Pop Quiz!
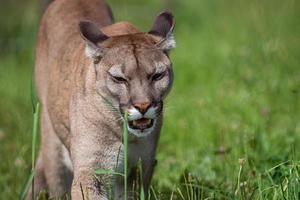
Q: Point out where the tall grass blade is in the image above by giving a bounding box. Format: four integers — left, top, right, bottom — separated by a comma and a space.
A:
170, 185, 176, 200
95, 169, 124, 177
234, 159, 245, 197
30, 76, 36, 113
183, 174, 191, 200
32, 103, 40, 172
19, 102, 40, 200
31, 102, 40, 199
150, 186, 158, 200
19, 172, 34, 200
177, 187, 186, 200
123, 111, 128, 200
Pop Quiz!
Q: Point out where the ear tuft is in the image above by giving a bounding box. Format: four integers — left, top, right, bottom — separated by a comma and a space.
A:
79, 21, 109, 60
149, 11, 175, 52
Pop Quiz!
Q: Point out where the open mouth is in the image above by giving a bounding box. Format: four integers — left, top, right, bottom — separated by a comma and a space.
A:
128, 118, 154, 130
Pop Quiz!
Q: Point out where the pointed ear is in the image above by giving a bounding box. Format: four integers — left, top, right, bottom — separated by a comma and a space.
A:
79, 21, 109, 60
149, 11, 175, 52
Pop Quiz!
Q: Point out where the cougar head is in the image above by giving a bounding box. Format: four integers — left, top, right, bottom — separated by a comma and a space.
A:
79, 12, 175, 137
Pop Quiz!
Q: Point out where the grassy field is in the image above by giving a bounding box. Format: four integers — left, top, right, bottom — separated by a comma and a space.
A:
0, 0, 299, 199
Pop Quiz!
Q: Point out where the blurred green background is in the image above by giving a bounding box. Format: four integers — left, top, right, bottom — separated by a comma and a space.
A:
0, 0, 299, 199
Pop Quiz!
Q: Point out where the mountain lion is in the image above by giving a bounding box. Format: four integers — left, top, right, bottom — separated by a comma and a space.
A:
27, 0, 175, 199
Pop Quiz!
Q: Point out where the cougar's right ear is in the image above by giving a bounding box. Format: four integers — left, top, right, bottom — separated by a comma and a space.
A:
79, 21, 109, 62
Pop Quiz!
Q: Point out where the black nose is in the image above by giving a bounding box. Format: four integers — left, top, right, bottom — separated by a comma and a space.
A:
133, 102, 151, 115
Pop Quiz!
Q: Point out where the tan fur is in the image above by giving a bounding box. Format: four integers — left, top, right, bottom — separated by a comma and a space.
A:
27, 0, 175, 199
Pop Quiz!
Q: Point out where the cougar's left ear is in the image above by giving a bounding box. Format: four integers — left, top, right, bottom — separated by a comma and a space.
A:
149, 11, 175, 52
79, 21, 109, 61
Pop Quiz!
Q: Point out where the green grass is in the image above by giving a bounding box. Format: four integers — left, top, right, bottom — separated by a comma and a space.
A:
0, 0, 300, 199
19, 102, 40, 200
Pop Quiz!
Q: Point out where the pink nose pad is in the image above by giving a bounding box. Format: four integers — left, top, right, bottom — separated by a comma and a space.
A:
133, 102, 151, 115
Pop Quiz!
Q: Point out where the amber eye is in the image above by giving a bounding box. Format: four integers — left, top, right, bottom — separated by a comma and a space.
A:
151, 71, 165, 81
110, 75, 127, 83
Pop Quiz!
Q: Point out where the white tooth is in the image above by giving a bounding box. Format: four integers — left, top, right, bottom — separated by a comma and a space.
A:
146, 119, 151, 125
133, 121, 137, 126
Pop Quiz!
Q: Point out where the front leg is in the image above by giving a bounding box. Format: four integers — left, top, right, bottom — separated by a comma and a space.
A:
142, 159, 157, 197
70, 121, 122, 200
